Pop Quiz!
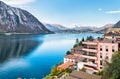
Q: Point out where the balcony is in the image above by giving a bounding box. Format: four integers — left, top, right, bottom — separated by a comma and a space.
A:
83, 45, 97, 50
83, 62, 97, 67
82, 55, 97, 60
82, 52, 97, 59
82, 41, 97, 45
84, 66, 98, 72
82, 48, 97, 53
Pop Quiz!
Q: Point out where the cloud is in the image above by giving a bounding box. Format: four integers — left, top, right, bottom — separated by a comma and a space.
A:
98, 8, 102, 11
106, 10, 120, 14
1, 0, 36, 5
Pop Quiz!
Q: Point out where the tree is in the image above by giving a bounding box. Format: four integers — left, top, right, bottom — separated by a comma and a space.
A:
51, 66, 58, 76
102, 51, 120, 79
65, 68, 72, 73
78, 41, 82, 46
76, 38, 79, 44
86, 36, 94, 41
97, 70, 103, 76
73, 44, 78, 48
82, 37, 85, 41
81, 67, 86, 72
66, 51, 71, 55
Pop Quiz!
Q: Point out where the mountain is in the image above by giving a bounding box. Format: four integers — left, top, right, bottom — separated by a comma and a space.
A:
0, 1, 52, 34
98, 24, 114, 30
95, 24, 114, 33
56, 26, 95, 33
113, 21, 120, 28
106, 21, 120, 33
71, 26, 97, 31
72, 26, 96, 30
44, 23, 67, 32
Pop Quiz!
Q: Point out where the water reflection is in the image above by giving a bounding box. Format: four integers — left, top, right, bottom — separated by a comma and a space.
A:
0, 35, 43, 63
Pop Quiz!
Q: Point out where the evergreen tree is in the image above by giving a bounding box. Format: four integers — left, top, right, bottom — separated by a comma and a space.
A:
82, 37, 85, 41
76, 38, 79, 44
66, 51, 71, 55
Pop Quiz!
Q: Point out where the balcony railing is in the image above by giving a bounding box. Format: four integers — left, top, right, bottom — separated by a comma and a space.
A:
84, 64, 97, 70
82, 55, 97, 59
84, 66, 98, 72
89, 54, 96, 56
82, 53, 96, 57
83, 46, 97, 50
84, 62, 97, 68
82, 41, 97, 45
82, 48, 97, 53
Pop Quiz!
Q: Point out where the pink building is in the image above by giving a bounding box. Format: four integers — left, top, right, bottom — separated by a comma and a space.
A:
79, 38, 119, 73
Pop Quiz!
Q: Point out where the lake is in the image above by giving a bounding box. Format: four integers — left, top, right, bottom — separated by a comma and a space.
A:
0, 34, 102, 79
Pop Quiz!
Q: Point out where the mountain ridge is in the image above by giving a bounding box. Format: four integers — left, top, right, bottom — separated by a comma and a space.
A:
0, 1, 52, 34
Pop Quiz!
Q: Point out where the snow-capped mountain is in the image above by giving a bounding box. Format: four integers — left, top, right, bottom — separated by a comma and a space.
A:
44, 23, 67, 32
0, 1, 52, 34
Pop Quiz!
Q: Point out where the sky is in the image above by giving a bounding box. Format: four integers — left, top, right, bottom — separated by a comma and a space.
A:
1, 0, 120, 28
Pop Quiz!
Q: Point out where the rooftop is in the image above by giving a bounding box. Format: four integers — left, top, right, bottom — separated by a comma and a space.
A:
66, 71, 101, 79
106, 32, 120, 36
99, 38, 116, 43
65, 55, 79, 60
57, 62, 74, 70
83, 38, 118, 44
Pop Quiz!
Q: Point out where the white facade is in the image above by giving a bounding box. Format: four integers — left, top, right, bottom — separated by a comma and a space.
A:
64, 58, 75, 63
77, 62, 84, 70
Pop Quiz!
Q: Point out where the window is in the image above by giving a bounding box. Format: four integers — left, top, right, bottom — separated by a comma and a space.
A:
106, 49, 108, 52
100, 45, 102, 51
100, 60, 102, 65
100, 53, 102, 58
106, 53, 108, 59
100, 67, 102, 69
112, 46, 115, 52
106, 46, 108, 52
112, 49, 115, 52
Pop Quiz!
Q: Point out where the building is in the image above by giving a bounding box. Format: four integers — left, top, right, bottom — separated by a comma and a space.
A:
77, 38, 120, 74
71, 46, 82, 53
71, 46, 83, 57
105, 31, 120, 39
66, 70, 101, 79
64, 54, 80, 63
57, 62, 74, 71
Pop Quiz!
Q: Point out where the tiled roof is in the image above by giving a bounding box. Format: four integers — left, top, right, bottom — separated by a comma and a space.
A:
83, 38, 118, 43
65, 55, 79, 60
57, 62, 74, 70
66, 71, 101, 79
100, 38, 117, 43
106, 32, 120, 36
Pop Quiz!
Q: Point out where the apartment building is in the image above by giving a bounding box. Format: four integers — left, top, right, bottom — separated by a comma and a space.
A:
77, 38, 120, 74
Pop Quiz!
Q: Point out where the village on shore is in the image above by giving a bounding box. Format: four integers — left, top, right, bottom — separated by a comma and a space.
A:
44, 28, 120, 79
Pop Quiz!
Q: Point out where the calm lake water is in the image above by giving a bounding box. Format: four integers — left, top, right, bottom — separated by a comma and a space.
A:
0, 34, 102, 79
